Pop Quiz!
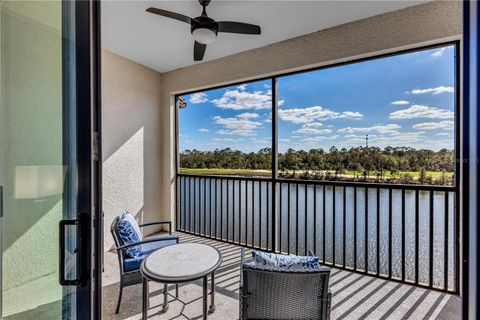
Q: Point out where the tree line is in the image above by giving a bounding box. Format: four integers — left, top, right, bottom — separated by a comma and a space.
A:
180, 146, 455, 184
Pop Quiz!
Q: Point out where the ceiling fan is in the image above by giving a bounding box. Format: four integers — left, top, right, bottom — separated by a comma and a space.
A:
146, 0, 261, 61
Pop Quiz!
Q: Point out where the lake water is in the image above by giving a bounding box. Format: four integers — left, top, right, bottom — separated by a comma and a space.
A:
178, 177, 456, 291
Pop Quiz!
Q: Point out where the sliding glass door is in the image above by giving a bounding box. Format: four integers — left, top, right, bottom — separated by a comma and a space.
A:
0, 1, 100, 319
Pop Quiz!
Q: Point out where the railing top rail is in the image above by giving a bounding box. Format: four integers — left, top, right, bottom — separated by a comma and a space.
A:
177, 173, 456, 191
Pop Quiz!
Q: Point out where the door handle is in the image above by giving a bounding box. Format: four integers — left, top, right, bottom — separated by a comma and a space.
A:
59, 219, 81, 286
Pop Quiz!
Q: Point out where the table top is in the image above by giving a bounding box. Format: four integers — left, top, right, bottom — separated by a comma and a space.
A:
141, 243, 222, 282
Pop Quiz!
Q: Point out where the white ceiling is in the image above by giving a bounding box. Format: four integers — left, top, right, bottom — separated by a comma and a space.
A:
102, 1, 427, 73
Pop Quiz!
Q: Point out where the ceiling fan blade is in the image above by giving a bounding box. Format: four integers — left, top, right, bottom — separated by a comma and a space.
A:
194, 41, 207, 61
217, 21, 261, 34
146, 7, 192, 25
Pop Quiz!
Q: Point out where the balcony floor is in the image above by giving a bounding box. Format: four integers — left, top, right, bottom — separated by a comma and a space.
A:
102, 232, 460, 320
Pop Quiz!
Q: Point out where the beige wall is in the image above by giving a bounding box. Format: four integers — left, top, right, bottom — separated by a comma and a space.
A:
157, 1, 462, 223
102, 51, 164, 251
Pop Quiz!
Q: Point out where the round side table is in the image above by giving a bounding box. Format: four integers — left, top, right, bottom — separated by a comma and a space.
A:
140, 242, 222, 319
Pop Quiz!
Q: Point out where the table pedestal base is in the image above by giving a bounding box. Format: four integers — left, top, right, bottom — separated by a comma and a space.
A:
142, 273, 216, 320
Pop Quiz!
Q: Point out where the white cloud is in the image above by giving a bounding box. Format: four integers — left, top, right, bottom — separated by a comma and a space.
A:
338, 124, 401, 134
391, 100, 410, 105
294, 122, 332, 134
437, 132, 451, 136
412, 120, 454, 130
216, 129, 257, 136
189, 92, 208, 104
213, 115, 262, 136
410, 86, 454, 95
295, 128, 332, 135
237, 112, 260, 119
278, 106, 363, 124
342, 111, 363, 118
237, 84, 247, 91
198, 128, 210, 132
303, 122, 323, 128
304, 135, 339, 142
212, 87, 283, 110
212, 138, 243, 142
431, 47, 447, 57
389, 105, 454, 119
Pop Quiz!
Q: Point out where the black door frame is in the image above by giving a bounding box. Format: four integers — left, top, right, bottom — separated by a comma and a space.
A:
462, 1, 479, 319
61, 1, 102, 319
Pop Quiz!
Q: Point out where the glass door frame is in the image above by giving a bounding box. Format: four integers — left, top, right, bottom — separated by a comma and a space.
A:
61, 1, 102, 319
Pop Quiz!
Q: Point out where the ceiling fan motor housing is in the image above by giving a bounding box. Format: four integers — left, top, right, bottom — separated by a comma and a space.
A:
191, 16, 218, 36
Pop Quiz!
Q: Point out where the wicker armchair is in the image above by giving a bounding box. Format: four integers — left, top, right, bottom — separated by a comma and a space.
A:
239, 249, 331, 320
110, 216, 179, 314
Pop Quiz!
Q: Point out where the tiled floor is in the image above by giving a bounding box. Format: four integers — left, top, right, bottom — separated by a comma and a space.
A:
102, 232, 461, 320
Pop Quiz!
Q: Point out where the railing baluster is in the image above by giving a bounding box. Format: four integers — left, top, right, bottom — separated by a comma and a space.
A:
245, 181, 248, 247
415, 189, 419, 285
280, 182, 283, 253
401, 189, 406, 281
343, 186, 347, 268
354, 186, 357, 270
305, 184, 308, 255
238, 181, 242, 244
189, 177, 192, 232
288, 183, 291, 255
429, 190, 434, 288
365, 187, 369, 273
296, 183, 299, 255
376, 188, 380, 275
221, 179, 224, 240
259, 181, 263, 249
204, 178, 206, 235
444, 191, 449, 291
333, 187, 336, 265
176, 177, 180, 231
322, 185, 326, 263
252, 181, 255, 247
233, 180, 236, 243
314, 185, 317, 255
182, 177, 186, 231
214, 179, 218, 239
209, 179, 212, 236
227, 179, 230, 242
389, 188, 393, 279
267, 182, 270, 251
195, 177, 198, 234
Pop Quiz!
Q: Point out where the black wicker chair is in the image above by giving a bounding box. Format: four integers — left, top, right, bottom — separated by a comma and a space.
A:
110, 216, 179, 314
239, 249, 331, 320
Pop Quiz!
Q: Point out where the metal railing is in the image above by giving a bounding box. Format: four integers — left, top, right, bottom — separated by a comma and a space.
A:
176, 174, 458, 293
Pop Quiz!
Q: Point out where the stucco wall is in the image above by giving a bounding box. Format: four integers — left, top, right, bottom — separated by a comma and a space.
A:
102, 50, 164, 252
158, 1, 462, 223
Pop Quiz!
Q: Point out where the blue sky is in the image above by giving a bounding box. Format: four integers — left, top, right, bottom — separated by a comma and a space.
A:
179, 45, 455, 153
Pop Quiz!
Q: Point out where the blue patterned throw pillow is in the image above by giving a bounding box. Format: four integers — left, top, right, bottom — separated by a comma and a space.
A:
117, 212, 143, 258
252, 251, 321, 271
